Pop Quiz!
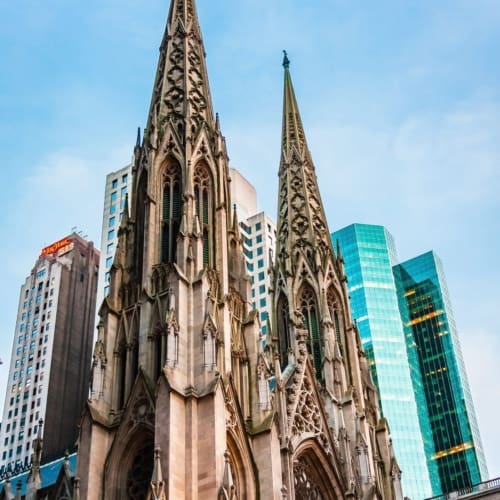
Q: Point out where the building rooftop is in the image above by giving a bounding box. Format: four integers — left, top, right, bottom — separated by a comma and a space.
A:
0, 452, 76, 496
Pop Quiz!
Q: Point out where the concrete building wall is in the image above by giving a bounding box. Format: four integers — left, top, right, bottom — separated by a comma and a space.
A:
229, 167, 257, 221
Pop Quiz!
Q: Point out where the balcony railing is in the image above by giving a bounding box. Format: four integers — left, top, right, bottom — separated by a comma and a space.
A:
426, 477, 500, 500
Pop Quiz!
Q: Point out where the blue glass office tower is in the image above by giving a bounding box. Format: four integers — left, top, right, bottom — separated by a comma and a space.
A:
332, 224, 434, 499
394, 252, 488, 495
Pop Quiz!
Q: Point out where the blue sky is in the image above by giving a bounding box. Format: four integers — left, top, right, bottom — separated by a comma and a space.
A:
1, 0, 499, 482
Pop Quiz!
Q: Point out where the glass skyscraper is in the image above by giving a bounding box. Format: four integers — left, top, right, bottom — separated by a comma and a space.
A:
394, 251, 488, 495
332, 224, 434, 499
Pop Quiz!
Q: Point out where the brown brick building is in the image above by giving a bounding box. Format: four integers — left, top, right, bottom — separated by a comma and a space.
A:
0, 234, 99, 473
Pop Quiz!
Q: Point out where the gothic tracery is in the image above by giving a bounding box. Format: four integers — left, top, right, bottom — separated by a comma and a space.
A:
293, 456, 326, 500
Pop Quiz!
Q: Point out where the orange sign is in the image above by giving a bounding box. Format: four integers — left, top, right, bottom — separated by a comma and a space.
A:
40, 237, 73, 257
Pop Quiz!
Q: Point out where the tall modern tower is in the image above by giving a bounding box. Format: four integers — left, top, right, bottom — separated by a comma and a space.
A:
95, 163, 132, 320
394, 251, 488, 495
0, 234, 99, 474
240, 211, 276, 338
74, 0, 402, 498
332, 223, 435, 499
230, 167, 276, 340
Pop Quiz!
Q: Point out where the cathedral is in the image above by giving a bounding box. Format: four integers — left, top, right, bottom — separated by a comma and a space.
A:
75, 0, 403, 498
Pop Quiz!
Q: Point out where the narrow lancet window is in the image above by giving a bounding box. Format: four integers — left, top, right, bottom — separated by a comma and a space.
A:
194, 165, 212, 267
300, 287, 322, 379
161, 164, 182, 263
154, 329, 163, 380
136, 173, 147, 283
203, 333, 216, 370
117, 344, 127, 409
327, 287, 344, 353
277, 294, 290, 370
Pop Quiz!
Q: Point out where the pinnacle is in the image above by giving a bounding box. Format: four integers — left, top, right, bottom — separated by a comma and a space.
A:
275, 55, 334, 271
282, 50, 290, 69
281, 52, 308, 160
144, 0, 215, 147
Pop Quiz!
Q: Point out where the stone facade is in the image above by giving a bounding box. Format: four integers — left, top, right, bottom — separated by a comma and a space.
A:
75, 0, 403, 498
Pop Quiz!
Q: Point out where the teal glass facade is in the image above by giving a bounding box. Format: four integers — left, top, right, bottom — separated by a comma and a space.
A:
332, 224, 433, 500
394, 252, 488, 495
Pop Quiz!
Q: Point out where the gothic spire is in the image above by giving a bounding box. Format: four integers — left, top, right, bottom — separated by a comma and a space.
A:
145, 0, 216, 147
276, 53, 332, 273
281, 51, 309, 161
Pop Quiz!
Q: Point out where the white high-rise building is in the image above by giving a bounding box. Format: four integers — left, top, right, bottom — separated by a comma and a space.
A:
230, 168, 276, 339
0, 234, 99, 474
240, 212, 276, 338
95, 164, 132, 325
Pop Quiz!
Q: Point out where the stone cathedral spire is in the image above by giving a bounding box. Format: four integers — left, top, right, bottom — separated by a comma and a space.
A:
75, 2, 401, 498
271, 53, 403, 499
274, 52, 345, 378
145, 0, 216, 148
76, 0, 261, 497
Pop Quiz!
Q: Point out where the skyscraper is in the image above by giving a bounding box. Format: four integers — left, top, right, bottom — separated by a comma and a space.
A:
240, 211, 276, 339
332, 223, 434, 499
394, 251, 488, 495
95, 163, 132, 318
0, 233, 99, 474
74, 0, 401, 498
230, 168, 276, 340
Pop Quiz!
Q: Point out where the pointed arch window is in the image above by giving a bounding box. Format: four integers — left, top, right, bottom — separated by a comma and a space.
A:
277, 294, 291, 370
161, 164, 182, 263
294, 453, 337, 500
194, 165, 212, 267
300, 287, 322, 380
203, 326, 217, 371
126, 439, 155, 500
117, 342, 127, 410
327, 287, 344, 353
153, 324, 164, 381
136, 173, 148, 283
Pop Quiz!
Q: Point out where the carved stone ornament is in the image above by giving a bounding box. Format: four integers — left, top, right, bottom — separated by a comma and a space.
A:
288, 371, 332, 455
225, 397, 238, 432
131, 397, 155, 427
293, 456, 325, 500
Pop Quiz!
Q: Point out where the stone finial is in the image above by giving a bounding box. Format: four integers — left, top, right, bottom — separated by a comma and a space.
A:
282, 50, 290, 69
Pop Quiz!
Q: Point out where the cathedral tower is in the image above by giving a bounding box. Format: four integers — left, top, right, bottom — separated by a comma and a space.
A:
268, 53, 402, 499
77, 1, 260, 498
76, 2, 402, 499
